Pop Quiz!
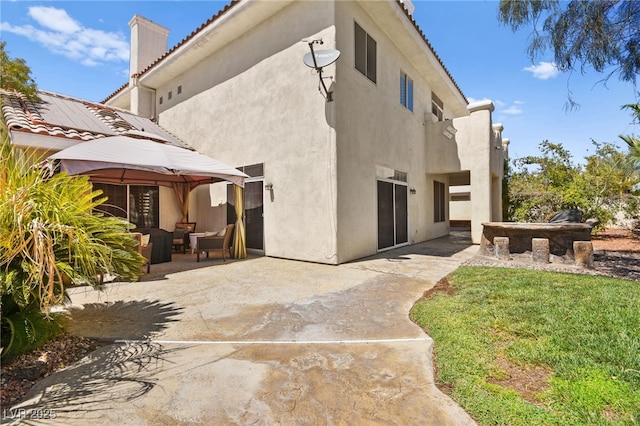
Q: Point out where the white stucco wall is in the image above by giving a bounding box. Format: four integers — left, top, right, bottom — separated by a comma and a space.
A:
114, 0, 505, 263
332, 1, 469, 262
450, 185, 471, 222
451, 101, 505, 243
154, 1, 340, 263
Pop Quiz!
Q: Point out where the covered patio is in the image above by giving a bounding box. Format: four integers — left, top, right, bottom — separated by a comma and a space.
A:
0, 89, 249, 265
48, 132, 249, 263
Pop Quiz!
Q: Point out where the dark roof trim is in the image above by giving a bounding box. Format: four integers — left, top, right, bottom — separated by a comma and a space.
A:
394, 0, 467, 103
102, 0, 239, 103
103, 0, 467, 104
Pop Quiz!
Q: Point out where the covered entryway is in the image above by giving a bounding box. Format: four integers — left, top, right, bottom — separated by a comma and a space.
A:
48, 132, 249, 257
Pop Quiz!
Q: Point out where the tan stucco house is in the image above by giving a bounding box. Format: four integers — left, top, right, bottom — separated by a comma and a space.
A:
2, 0, 509, 265
102, 0, 509, 265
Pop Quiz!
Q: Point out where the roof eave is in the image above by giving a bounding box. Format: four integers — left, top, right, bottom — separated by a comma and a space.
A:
138, 0, 293, 89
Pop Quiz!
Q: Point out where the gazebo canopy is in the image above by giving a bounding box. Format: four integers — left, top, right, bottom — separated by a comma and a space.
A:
48, 132, 247, 189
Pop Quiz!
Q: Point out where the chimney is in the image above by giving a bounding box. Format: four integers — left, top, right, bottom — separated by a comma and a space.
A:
129, 15, 169, 77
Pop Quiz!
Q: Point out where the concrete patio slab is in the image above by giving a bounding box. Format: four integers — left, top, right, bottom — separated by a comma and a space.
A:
7, 234, 478, 425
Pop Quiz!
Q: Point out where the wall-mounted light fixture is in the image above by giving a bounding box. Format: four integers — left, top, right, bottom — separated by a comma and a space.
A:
264, 183, 274, 190
443, 124, 457, 139
410, 188, 417, 195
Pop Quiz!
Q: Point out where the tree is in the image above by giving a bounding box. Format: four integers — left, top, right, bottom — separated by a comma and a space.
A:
508, 140, 639, 225
508, 140, 580, 222
0, 132, 146, 360
498, 1, 640, 93
0, 41, 39, 101
620, 103, 640, 172
584, 140, 639, 195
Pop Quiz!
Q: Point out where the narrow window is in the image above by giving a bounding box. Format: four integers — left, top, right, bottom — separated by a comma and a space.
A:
159, 96, 163, 105
434, 181, 446, 222
168, 91, 173, 100
177, 85, 182, 95
432, 93, 444, 121
400, 72, 413, 111
355, 22, 376, 83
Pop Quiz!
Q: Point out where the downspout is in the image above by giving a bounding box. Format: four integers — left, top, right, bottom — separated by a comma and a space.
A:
131, 74, 157, 120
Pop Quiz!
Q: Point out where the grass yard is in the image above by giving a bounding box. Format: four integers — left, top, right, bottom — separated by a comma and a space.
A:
410, 266, 640, 425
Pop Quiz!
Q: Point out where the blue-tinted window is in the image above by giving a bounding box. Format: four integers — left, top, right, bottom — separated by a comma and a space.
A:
400, 72, 413, 112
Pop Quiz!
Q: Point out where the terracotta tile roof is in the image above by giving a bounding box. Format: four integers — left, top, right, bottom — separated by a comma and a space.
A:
1, 89, 186, 146
102, 0, 465, 104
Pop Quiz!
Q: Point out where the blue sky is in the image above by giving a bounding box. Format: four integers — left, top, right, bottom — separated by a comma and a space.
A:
1, 0, 637, 163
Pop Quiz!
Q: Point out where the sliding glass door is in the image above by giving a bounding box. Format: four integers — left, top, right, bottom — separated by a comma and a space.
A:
377, 180, 408, 250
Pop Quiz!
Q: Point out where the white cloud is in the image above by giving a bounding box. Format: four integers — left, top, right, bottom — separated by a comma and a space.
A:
502, 104, 524, 115
495, 99, 524, 116
523, 61, 560, 80
1, 6, 129, 67
467, 98, 523, 115
467, 97, 491, 104
28, 6, 80, 33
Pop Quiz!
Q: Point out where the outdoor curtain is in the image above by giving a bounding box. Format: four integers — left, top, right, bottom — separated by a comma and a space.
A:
172, 182, 190, 223
233, 184, 247, 259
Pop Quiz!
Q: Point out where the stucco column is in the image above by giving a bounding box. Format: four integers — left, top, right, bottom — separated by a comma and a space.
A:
467, 100, 494, 244
491, 124, 504, 222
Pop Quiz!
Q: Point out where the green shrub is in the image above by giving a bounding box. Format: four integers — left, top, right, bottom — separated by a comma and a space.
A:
0, 132, 145, 360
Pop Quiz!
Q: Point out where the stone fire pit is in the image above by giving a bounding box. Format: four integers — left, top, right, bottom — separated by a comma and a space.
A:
479, 222, 594, 258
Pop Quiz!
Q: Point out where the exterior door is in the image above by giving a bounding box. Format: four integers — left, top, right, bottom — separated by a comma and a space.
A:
227, 181, 264, 251
377, 180, 408, 250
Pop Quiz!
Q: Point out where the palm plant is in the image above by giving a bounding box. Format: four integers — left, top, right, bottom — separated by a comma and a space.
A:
621, 103, 640, 173
0, 130, 145, 360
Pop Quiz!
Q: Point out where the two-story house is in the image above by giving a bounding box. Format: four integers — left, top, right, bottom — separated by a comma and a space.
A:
103, 0, 509, 264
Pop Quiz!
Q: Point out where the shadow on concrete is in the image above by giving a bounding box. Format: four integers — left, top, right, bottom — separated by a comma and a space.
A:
65, 300, 183, 341
139, 252, 260, 282
355, 229, 474, 263
8, 342, 187, 421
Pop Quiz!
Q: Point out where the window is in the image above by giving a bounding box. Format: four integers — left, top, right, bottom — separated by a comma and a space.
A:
355, 22, 377, 83
432, 92, 444, 121
400, 72, 413, 111
93, 183, 159, 228
236, 163, 264, 178
177, 85, 182, 95
450, 193, 470, 202
159, 96, 163, 105
168, 90, 172, 100
434, 181, 446, 222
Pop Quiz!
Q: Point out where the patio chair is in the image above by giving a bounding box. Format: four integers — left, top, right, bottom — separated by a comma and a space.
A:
173, 222, 196, 253
132, 232, 153, 273
196, 224, 234, 262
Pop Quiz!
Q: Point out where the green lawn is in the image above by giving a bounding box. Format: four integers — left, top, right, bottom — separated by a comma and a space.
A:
410, 266, 640, 425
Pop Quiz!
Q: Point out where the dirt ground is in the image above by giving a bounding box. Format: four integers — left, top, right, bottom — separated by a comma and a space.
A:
591, 228, 640, 252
